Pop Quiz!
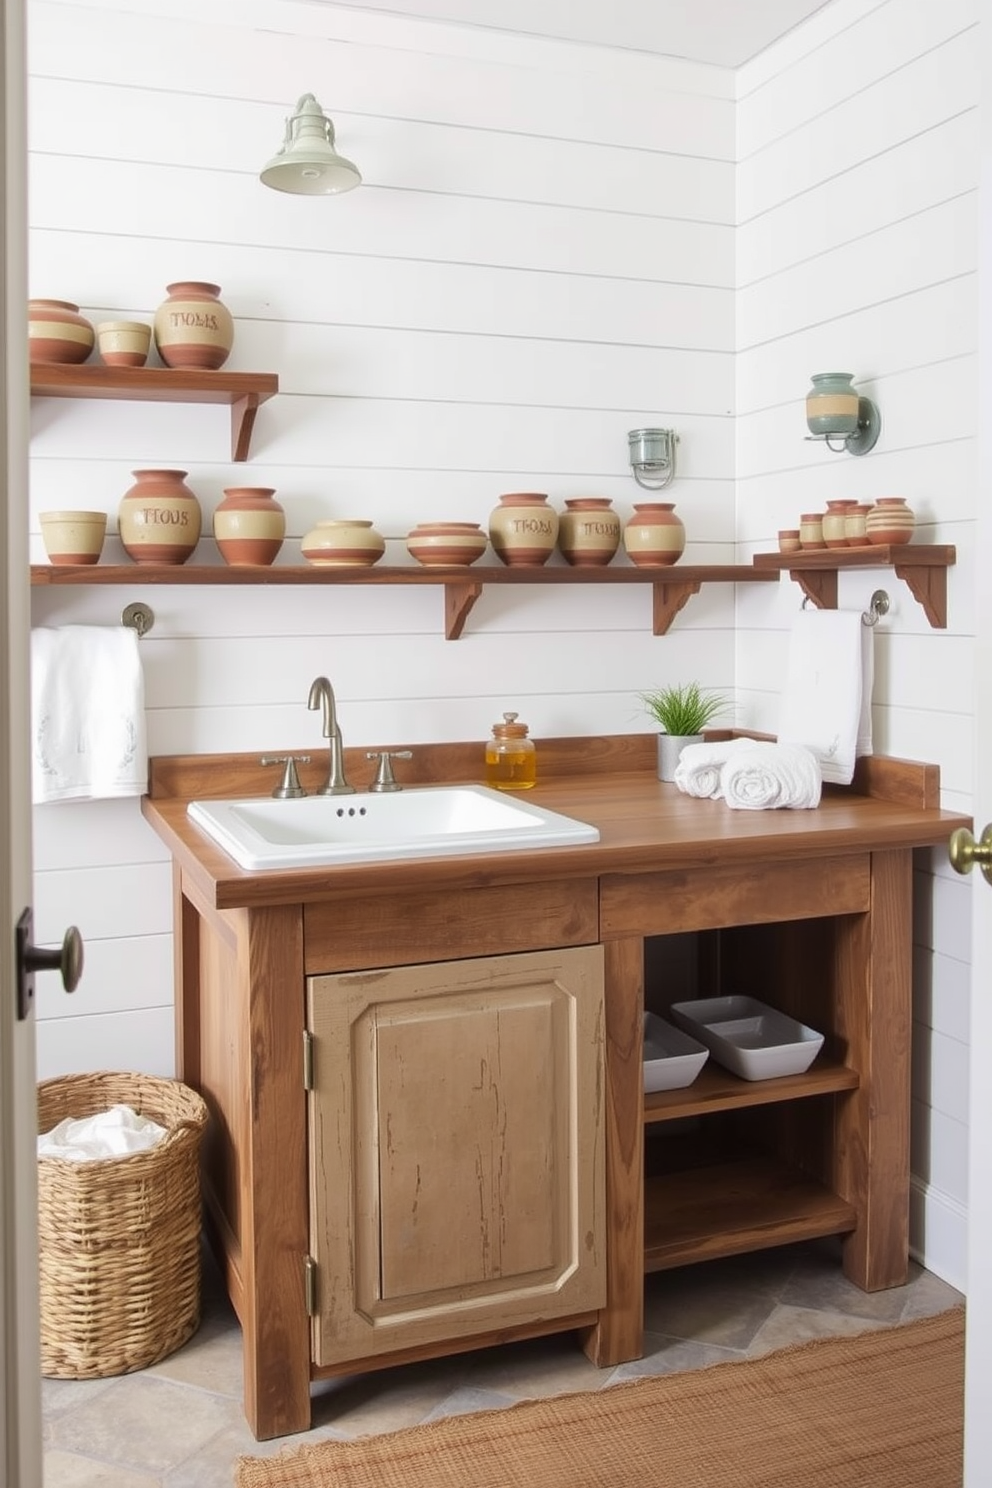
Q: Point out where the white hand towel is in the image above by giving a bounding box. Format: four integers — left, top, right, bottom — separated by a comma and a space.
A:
31, 625, 148, 803
720, 742, 822, 811
776, 609, 872, 786
673, 738, 752, 799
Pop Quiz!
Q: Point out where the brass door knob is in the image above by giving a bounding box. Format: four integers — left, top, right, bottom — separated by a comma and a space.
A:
948, 825, 992, 885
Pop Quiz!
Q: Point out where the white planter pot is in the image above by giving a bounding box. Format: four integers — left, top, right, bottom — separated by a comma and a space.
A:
657, 733, 702, 783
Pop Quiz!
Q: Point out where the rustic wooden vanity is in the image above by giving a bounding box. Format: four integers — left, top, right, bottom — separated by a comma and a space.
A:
141, 735, 970, 1441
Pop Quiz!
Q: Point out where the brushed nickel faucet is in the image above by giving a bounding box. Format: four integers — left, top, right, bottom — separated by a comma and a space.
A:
307, 676, 355, 795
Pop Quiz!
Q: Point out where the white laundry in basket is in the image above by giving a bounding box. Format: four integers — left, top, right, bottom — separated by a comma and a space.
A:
38, 1103, 167, 1162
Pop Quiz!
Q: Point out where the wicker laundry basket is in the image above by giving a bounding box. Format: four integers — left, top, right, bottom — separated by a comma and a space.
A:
37, 1070, 209, 1379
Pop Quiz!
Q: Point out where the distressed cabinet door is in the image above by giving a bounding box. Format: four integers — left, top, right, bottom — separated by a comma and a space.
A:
307, 945, 605, 1367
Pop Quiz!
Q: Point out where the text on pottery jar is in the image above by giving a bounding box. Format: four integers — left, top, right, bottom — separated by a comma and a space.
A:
508, 517, 555, 535
165, 310, 222, 331
576, 519, 619, 536
134, 507, 192, 525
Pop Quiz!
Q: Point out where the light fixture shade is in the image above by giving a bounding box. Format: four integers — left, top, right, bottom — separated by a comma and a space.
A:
804, 372, 880, 456
260, 93, 361, 196
628, 427, 679, 491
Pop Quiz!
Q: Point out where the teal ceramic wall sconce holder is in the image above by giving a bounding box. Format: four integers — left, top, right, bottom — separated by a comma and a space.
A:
804, 372, 881, 456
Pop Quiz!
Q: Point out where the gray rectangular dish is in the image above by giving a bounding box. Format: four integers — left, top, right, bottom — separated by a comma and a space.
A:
669, 995, 824, 1081
642, 1012, 709, 1092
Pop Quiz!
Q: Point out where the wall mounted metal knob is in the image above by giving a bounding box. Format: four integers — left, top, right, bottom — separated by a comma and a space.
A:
948, 825, 992, 886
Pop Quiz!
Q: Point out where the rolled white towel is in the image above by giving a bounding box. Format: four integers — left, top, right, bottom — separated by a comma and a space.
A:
720, 742, 822, 811
673, 738, 753, 799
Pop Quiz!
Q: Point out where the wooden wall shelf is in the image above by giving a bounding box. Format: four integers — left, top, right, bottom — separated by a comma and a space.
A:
752, 546, 957, 629
29, 562, 778, 639
29, 364, 279, 461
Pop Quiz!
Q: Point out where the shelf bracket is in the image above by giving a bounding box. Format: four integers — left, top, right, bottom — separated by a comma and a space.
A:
444, 580, 483, 640
894, 561, 947, 629
788, 569, 838, 611
230, 393, 261, 463
652, 580, 700, 636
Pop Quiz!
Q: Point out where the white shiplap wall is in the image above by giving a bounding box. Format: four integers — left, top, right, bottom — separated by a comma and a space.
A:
27, 2, 738, 1066
736, 0, 978, 1286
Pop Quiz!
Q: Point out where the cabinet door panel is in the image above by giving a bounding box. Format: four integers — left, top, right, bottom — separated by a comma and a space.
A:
308, 945, 605, 1366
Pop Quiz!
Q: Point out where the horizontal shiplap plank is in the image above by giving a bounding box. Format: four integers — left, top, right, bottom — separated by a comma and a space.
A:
33, 862, 175, 945
36, 1007, 177, 1081
31, 2, 735, 159
36, 934, 173, 1020
738, 29, 979, 223
738, 0, 976, 159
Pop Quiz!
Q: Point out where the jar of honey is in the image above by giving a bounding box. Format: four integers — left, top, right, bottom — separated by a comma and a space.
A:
485, 712, 537, 791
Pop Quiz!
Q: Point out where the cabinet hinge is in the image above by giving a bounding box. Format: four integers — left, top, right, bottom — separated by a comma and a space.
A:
304, 1255, 317, 1317
303, 1029, 314, 1091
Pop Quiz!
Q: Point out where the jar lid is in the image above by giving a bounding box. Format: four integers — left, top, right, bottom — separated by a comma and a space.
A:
492, 710, 529, 738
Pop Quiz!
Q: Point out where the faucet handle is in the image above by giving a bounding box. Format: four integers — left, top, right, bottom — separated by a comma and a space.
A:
260, 755, 310, 799
366, 750, 413, 793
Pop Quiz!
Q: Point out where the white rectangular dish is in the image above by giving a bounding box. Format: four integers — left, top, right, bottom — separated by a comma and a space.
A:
669, 996, 824, 1081
643, 1012, 709, 1092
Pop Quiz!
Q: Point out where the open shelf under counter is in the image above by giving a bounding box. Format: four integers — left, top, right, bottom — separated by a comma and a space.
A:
753, 544, 956, 628
28, 561, 778, 639
643, 1056, 859, 1125
643, 1156, 858, 1272
29, 364, 279, 461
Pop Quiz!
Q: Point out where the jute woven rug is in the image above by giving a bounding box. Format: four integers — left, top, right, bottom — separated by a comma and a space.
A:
235, 1308, 964, 1488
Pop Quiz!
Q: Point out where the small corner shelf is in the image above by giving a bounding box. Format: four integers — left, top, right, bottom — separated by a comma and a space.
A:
29, 365, 280, 462
28, 562, 778, 639
752, 545, 957, 629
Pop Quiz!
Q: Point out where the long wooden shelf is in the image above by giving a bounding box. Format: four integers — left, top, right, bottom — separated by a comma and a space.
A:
643, 1056, 859, 1124
29, 364, 279, 461
28, 561, 778, 639
643, 1156, 858, 1272
753, 545, 956, 628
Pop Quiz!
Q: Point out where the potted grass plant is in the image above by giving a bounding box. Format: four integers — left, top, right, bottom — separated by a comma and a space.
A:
639, 682, 731, 782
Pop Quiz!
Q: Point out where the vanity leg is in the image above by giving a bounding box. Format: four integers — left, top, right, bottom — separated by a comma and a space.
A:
834, 848, 913, 1290
582, 935, 644, 1367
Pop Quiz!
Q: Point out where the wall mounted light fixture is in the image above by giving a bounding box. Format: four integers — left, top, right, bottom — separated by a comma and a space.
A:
628, 427, 679, 491
805, 372, 880, 456
260, 93, 361, 196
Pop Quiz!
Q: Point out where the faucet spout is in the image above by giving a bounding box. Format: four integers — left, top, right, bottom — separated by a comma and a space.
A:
307, 676, 355, 795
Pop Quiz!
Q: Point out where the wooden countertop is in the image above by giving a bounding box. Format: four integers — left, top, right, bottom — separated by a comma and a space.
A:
140, 735, 972, 912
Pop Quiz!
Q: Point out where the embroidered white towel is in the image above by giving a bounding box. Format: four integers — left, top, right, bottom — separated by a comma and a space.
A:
720, 742, 822, 811
673, 738, 753, 799
776, 609, 872, 786
31, 625, 148, 803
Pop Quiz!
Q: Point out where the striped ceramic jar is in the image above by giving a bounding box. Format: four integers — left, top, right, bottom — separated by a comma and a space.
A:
865, 498, 915, 546
28, 300, 94, 365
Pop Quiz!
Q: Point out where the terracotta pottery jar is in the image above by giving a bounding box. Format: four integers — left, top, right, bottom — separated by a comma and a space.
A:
406, 522, 488, 566
488, 493, 558, 567
622, 502, 685, 567
866, 497, 916, 546
822, 499, 857, 549
213, 487, 285, 567
778, 529, 802, 554
153, 282, 234, 370
799, 512, 825, 550
28, 299, 94, 365
557, 498, 621, 567
96, 320, 151, 368
301, 519, 385, 567
39, 510, 107, 566
844, 502, 872, 546
118, 469, 202, 565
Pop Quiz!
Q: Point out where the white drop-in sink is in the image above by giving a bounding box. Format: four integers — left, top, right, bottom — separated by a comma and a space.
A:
187, 784, 600, 870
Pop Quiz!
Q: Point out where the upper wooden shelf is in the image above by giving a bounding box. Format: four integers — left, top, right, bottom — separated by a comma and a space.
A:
752, 545, 957, 628
29, 364, 280, 462
28, 561, 778, 639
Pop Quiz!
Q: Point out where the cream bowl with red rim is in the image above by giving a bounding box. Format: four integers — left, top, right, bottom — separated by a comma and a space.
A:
406, 522, 488, 566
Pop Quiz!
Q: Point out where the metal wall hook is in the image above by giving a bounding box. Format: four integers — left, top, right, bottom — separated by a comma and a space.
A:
121, 601, 154, 636
862, 589, 890, 627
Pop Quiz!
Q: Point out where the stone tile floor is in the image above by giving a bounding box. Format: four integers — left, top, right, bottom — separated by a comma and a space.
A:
42, 1237, 964, 1486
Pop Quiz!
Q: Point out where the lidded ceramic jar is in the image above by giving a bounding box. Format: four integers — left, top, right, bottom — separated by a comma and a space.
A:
622, 502, 685, 568
488, 493, 558, 567
557, 498, 621, 567
805, 373, 860, 437
865, 497, 915, 546
118, 469, 202, 565
822, 499, 857, 549
406, 522, 488, 567
213, 487, 285, 567
28, 299, 94, 365
301, 518, 385, 567
799, 512, 825, 550
153, 282, 234, 370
